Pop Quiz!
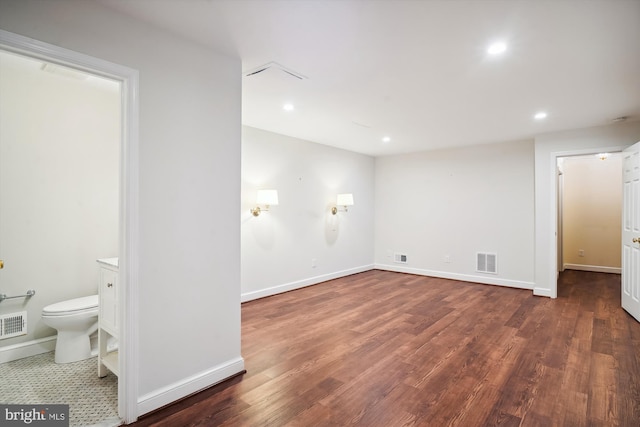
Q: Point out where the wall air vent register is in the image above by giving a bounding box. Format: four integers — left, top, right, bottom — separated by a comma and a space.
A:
0, 311, 27, 339
476, 252, 498, 274
394, 253, 408, 264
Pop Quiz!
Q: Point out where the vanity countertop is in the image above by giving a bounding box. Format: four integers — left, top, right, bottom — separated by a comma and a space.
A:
97, 257, 118, 268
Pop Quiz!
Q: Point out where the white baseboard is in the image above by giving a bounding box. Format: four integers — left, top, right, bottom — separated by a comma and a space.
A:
241, 264, 375, 302
533, 287, 553, 298
374, 263, 535, 290
137, 356, 245, 417
0, 336, 56, 363
563, 264, 621, 274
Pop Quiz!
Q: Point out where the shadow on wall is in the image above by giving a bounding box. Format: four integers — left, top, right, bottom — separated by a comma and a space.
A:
249, 214, 277, 250
325, 207, 339, 245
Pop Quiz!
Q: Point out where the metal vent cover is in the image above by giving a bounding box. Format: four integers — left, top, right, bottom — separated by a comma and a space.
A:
243, 61, 307, 80
394, 253, 408, 264
0, 311, 27, 339
477, 252, 498, 274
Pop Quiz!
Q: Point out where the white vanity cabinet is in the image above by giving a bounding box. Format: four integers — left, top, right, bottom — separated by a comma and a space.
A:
97, 258, 119, 377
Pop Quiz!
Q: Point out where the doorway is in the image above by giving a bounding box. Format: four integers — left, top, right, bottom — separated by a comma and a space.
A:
556, 153, 623, 286
0, 48, 120, 425
0, 29, 140, 424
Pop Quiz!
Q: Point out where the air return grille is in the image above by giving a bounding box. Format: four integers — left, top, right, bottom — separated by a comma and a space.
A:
394, 253, 408, 264
0, 311, 27, 339
476, 253, 498, 274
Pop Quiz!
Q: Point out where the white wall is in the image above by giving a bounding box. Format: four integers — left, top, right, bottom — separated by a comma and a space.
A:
375, 140, 535, 289
534, 121, 640, 297
0, 52, 119, 348
0, 0, 242, 417
241, 126, 374, 301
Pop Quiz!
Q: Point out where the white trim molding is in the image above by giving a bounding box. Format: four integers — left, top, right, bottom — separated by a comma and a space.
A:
241, 265, 375, 302
533, 287, 553, 298
0, 336, 56, 364
137, 357, 245, 417
563, 264, 621, 275
0, 29, 140, 424
375, 263, 535, 291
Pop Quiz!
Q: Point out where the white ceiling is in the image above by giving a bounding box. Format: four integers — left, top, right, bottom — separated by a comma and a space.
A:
100, 0, 640, 156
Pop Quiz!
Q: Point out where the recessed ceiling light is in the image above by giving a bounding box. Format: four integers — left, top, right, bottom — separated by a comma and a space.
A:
382, 136, 391, 143
283, 103, 294, 112
487, 42, 507, 55
534, 111, 548, 120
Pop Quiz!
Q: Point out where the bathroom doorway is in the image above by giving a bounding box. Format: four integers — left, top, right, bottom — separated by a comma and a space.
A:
0, 48, 120, 425
0, 30, 139, 425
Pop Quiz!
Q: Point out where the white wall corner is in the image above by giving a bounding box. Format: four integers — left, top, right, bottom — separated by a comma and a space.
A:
137, 356, 245, 417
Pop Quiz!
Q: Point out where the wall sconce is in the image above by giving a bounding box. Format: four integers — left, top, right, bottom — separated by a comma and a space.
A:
332, 193, 354, 215
251, 189, 279, 217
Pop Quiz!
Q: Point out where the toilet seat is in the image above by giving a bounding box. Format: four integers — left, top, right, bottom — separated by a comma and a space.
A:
42, 295, 98, 317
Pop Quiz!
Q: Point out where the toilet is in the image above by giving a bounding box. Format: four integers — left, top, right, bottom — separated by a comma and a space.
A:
42, 295, 99, 364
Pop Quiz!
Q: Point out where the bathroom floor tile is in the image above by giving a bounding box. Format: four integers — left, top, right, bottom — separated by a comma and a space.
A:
0, 352, 118, 426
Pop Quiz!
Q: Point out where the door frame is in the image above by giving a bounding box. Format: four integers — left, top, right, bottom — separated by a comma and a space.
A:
557, 160, 564, 273
0, 30, 140, 423
547, 146, 626, 298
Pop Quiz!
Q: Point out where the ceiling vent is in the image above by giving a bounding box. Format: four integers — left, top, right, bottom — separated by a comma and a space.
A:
351, 121, 372, 129
243, 61, 307, 80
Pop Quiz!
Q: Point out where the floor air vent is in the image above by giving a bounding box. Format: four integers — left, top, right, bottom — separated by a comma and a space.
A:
477, 253, 497, 274
0, 311, 27, 339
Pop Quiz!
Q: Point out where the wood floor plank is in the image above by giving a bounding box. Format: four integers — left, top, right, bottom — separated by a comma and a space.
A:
131, 270, 640, 426
588, 352, 619, 424
558, 390, 588, 427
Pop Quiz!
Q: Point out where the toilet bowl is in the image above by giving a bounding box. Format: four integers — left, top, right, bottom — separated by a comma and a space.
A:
42, 295, 99, 364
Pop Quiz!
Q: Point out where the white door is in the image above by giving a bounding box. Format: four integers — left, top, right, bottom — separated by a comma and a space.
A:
622, 141, 640, 322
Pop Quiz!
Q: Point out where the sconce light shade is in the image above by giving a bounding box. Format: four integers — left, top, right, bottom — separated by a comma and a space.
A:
336, 193, 354, 207
256, 189, 279, 206
332, 193, 354, 215
252, 189, 279, 217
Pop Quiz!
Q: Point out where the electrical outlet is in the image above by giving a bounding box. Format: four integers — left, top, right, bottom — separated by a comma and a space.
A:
444, 255, 452, 263
578, 249, 585, 257
311, 258, 317, 268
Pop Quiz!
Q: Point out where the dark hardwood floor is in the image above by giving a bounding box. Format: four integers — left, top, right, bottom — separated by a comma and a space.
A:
132, 269, 640, 426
